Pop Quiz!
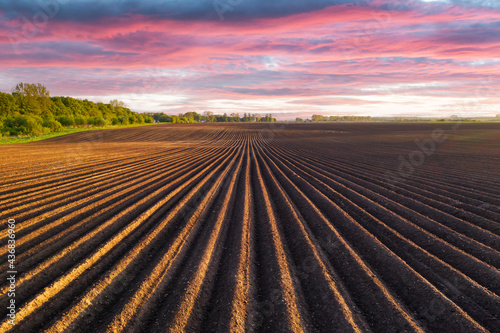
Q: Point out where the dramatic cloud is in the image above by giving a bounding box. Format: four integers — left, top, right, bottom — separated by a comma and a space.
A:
1, 0, 500, 118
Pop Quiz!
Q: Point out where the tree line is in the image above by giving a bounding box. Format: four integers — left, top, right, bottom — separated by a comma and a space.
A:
297, 115, 373, 122
0, 83, 154, 137
144, 111, 277, 123
0, 83, 278, 137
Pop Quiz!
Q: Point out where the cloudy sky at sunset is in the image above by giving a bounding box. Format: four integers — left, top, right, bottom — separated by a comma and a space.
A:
1, 0, 500, 119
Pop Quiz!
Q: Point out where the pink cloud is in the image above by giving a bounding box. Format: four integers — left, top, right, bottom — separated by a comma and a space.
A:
1, 1, 500, 117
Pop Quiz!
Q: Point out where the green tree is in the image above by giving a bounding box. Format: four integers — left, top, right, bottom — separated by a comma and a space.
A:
203, 111, 215, 123
231, 113, 240, 122
158, 114, 172, 122
13, 83, 51, 115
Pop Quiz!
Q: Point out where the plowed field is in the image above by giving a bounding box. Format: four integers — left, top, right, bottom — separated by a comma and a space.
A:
1, 123, 499, 332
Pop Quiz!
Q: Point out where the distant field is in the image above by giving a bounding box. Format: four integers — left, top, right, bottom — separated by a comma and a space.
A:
0, 123, 499, 332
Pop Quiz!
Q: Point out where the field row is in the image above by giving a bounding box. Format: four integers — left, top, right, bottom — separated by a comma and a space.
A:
0, 123, 499, 332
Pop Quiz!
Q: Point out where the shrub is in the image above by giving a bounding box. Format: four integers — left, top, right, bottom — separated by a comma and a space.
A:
88, 117, 106, 126
74, 116, 86, 126
43, 119, 63, 132
6, 114, 44, 135
56, 116, 75, 127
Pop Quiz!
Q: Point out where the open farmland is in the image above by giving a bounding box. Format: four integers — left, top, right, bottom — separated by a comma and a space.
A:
1, 123, 500, 332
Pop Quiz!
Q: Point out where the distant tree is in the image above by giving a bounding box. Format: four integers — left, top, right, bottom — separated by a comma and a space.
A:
12, 83, 51, 115
231, 113, 240, 122
310, 114, 372, 122
259, 113, 276, 122
243, 113, 253, 122
110, 99, 125, 108
203, 111, 215, 123
157, 114, 171, 122
13, 82, 50, 98
312, 114, 328, 122
184, 111, 201, 122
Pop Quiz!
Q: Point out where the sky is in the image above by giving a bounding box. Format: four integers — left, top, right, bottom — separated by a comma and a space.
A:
1, 0, 500, 119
